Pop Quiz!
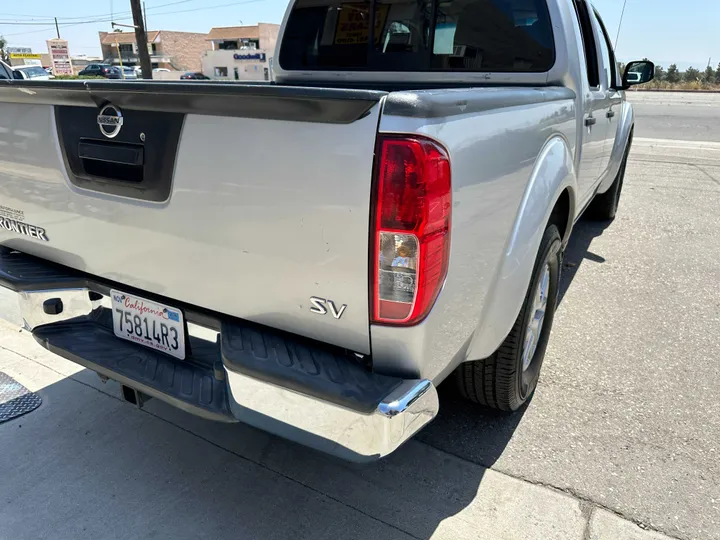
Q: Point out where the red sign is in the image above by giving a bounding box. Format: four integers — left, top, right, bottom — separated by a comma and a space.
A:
47, 39, 73, 75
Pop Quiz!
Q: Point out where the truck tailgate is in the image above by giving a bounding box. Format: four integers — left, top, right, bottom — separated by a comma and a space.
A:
0, 82, 386, 353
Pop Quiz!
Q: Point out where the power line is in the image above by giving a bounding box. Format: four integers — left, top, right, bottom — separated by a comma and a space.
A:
147, 0, 261, 17
1, 15, 135, 37
0, 0, 201, 25
0, 0, 197, 21
1, 0, 261, 38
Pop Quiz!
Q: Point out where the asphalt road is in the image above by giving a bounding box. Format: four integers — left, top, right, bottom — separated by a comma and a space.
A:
0, 92, 717, 540
419, 92, 720, 540
629, 91, 720, 142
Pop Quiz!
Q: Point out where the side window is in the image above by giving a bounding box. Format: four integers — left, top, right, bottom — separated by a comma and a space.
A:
593, 9, 619, 88
0, 63, 10, 80
570, 0, 599, 88
590, 10, 612, 88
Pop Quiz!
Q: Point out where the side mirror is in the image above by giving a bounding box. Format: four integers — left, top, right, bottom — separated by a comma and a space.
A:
621, 60, 654, 89
12, 70, 24, 80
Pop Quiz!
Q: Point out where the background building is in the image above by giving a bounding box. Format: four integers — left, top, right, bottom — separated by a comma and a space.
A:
98, 30, 210, 71
201, 24, 279, 81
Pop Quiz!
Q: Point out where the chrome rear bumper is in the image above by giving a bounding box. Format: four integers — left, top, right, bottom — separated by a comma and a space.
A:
226, 370, 437, 461
2, 249, 438, 461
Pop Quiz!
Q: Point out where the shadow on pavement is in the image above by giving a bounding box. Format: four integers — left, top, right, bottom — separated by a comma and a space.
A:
0, 220, 614, 540
557, 217, 613, 305
415, 216, 611, 469
416, 380, 527, 469
0, 372, 522, 540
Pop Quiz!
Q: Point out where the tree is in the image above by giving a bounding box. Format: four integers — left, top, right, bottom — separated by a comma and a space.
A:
684, 66, 700, 82
666, 64, 681, 83
0, 36, 7, 63
715, 63, 720, 84
703, 65, 715, 82
654, 65, 666, 81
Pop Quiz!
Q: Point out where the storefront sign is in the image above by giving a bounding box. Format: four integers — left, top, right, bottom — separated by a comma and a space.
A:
233, 52, 266, 61
47, 39, 73, 75
9, 53, 42, 59
7, 47, 32, 54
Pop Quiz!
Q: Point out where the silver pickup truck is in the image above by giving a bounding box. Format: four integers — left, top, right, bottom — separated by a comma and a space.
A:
0, 0, 652, 461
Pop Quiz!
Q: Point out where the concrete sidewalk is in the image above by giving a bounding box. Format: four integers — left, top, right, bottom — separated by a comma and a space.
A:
0, 319, 676, 540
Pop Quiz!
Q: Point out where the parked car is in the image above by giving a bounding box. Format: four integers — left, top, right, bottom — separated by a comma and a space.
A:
77, 64, 113, 77
180, 71, 210, 80
106, 66, 138, 80
0, 0, 653, 462
12, 65, 53, 81
153, 68, 171, 73
0, 60, 14, 80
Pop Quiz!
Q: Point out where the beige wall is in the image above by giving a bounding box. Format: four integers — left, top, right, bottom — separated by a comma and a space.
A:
158, 31, 211, 71
96, 30, 211, 71
258, 23, 280, 56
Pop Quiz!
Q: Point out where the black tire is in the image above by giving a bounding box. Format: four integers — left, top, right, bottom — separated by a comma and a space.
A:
455, 224, 562, 411
587, 138, 631, 221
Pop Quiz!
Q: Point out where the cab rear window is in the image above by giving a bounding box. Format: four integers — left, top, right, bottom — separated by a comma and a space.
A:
279, 0, 555, 72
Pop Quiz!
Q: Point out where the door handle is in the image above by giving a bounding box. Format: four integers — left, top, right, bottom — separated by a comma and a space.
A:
585, 117, 597, 126
78, 140, 144, 166
607, 110, 616, 118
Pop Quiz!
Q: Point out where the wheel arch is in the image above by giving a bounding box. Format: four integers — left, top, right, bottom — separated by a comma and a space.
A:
465, 135, 577, 362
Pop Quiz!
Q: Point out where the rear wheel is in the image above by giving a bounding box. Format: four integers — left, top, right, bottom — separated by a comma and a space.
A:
455, 224, 562, 411
587, 138, 631, 221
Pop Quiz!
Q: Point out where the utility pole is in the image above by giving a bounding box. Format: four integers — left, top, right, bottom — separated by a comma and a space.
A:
54, 17, 60, 39
129, 0, 152, 79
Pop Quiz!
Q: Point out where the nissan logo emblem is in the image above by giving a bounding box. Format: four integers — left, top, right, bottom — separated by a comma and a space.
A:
97, 104, 123, 138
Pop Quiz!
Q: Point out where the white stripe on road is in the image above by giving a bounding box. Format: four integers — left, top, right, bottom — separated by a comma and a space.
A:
634, 137, 720, 150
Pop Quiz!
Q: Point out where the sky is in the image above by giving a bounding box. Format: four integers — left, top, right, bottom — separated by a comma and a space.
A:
1, 0, 719, 70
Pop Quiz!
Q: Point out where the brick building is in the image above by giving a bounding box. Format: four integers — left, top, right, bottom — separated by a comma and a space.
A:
98, 30, 210, 71
201, 24, 280, 81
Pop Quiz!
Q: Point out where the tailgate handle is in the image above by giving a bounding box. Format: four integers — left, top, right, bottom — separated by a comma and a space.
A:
78, 141, 144, 166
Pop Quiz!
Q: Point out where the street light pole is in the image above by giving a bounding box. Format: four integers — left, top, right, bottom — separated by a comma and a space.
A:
129, 0, 152, 79
114, 42, 125, 79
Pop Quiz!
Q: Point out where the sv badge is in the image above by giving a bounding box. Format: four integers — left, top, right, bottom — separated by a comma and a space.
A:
309, 297, 347, 319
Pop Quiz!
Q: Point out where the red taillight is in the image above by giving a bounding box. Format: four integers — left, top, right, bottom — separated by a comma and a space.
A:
371, 135, 451, 325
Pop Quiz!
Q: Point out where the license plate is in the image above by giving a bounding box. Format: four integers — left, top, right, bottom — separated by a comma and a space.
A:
110, 290, 185, 359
